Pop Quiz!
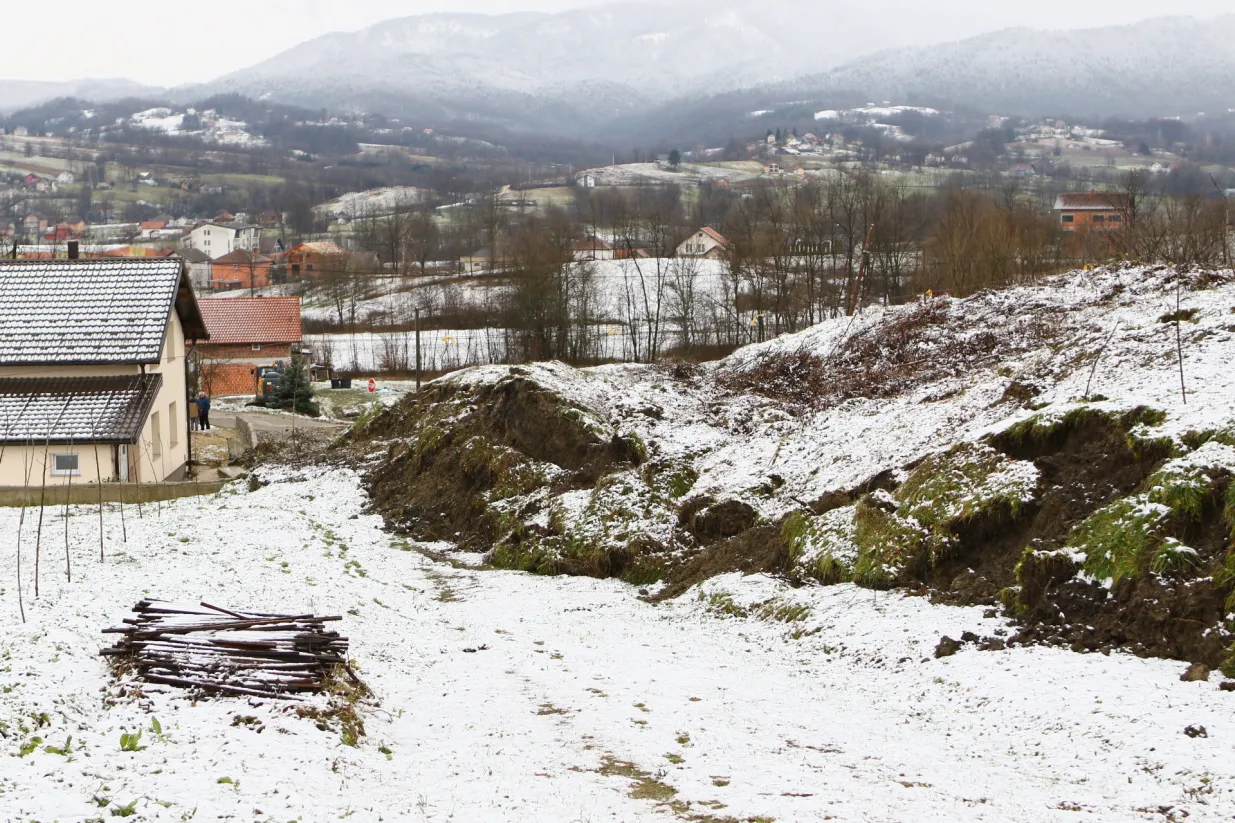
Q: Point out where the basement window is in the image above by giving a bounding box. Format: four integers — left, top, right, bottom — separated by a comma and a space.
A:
52, 453, 80, 476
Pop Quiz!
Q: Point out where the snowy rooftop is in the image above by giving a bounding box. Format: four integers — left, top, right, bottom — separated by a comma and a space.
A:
0, 259, 205, 365
0, 374, 163, 444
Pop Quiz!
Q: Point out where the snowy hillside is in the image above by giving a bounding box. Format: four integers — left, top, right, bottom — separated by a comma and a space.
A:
5, 265, 1235, 819
354, 264, 1235, 674
803, 15, 1235, 116
180, 1, 893, 131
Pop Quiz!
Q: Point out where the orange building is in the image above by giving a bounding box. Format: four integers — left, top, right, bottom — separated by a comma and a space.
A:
286, 241, 348, 278
1054, 192, 1129, 232
195, 297, 303, 397
210, 250, 273, 291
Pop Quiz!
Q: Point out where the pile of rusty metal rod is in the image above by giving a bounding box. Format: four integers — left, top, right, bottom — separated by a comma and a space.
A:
100, 600, 355, 700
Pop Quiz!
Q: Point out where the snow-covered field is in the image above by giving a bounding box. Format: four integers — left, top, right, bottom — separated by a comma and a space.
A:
2, 466, 1233, 821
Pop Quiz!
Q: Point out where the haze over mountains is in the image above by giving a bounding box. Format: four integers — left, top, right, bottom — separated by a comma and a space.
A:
3, 5, 1235, 135
800, 15, 1235, 118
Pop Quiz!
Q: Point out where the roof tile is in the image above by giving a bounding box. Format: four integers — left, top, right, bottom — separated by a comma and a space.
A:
197, 297, 302, 345
0, 259, 186, 365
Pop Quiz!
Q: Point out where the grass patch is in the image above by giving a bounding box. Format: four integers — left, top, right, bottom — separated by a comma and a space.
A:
1070, 445, 1234, 585
599, 755, 678, 801
995, 405, 1167, 452
848, 443, 1038, 589
1159, 308, 1199, 323
1073, 497, 1167, 582
294, 664, 372, 747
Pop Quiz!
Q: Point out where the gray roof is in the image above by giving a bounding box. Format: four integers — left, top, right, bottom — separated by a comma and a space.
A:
0, 374, 163, 445
0, 258, 206, 365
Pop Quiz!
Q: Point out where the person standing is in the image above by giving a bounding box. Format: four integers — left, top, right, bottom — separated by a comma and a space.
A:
188, 394, 200, 431
197, 391, 212, 431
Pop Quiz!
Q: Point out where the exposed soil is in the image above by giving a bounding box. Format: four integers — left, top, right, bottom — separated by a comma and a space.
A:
914, 413, 1233, 668
928, 412, 1170, 606
655, 525, 789, 602
351, 371, 643, 550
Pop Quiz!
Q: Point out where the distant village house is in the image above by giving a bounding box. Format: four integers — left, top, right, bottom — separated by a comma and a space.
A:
195, 297, 303, 397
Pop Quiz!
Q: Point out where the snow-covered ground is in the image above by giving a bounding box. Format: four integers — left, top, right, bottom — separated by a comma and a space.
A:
1, 467, 1232, 821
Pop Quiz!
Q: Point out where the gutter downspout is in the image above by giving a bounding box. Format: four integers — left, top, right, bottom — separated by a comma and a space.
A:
186, 339, 198, 479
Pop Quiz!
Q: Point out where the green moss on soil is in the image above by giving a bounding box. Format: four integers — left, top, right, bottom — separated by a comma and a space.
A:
996, 405, 1167, 452
1072, 497, 1166, 583
847, 443, 1037, 589
1070, 452, 1230, 584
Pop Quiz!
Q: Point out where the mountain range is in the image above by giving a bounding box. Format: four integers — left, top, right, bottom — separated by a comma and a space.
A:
798, 15, 1235, 118
3, 8, 1235, 137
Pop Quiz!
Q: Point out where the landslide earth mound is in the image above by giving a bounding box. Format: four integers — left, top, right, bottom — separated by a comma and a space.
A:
345, 266, 1235, 675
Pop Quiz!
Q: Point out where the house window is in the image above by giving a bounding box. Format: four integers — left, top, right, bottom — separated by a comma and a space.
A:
252, 343, 262, 351
169, 402, 179, 447
1061, 214, 1074, 223
151, 411, 162, 459
51, 453, 80, 477
1093, 215, 1105, 224
1109, 214, 1122, 223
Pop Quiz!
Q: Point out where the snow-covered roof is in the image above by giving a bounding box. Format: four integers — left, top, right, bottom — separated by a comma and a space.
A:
0, 258, 207, 365
0, 374, 163, 445
1054, 192, 1129, 211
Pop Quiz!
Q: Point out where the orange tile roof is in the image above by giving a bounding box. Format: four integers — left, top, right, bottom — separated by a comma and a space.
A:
198, 296, 302, 345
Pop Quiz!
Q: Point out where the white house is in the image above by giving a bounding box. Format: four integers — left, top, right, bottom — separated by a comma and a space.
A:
576, 173, 597, 189
0, 257, 210, 485
56, 171, 76, 185
183, 222, 262, 261
676, 227, 731, 260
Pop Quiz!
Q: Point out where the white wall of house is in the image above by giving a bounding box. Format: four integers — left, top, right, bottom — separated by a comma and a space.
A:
184, 224, 258, 260
676, 230, 725, 258
0, 313, 191, 486
184, 223, 236, 259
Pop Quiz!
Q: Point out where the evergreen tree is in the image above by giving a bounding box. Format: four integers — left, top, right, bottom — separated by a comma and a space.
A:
273, 356, 320, 417
668, 149, 682, 168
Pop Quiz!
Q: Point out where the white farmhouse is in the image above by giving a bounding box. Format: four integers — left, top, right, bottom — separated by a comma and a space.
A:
183, 222, 262, 260
676, 227, 731, 260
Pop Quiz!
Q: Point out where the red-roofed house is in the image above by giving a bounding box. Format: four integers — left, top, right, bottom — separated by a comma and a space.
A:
676, 227, 731, 259
210, 250, 273, 291
1053, 191, 1129, 232
571, 236, 615, 261
195, 297, 303, 397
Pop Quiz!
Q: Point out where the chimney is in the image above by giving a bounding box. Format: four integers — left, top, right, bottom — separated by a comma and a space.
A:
67, 240, 79, 260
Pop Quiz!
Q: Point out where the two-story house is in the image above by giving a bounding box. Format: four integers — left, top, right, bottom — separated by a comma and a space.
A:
1054, 192, 1129, 232
0, 257, 209, 485
676, 227, 731, 259
195, 298, 303, 397
183, 222, 262, 260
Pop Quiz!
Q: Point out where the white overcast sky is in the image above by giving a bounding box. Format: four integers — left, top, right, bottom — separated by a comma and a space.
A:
3, 0, 1233, 86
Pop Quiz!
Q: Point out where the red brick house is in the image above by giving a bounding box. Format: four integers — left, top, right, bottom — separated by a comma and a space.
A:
195, 297, 303, 397
1054, 192, 1129, 232
210, 250, 273, 291
286, 241, 348, 278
